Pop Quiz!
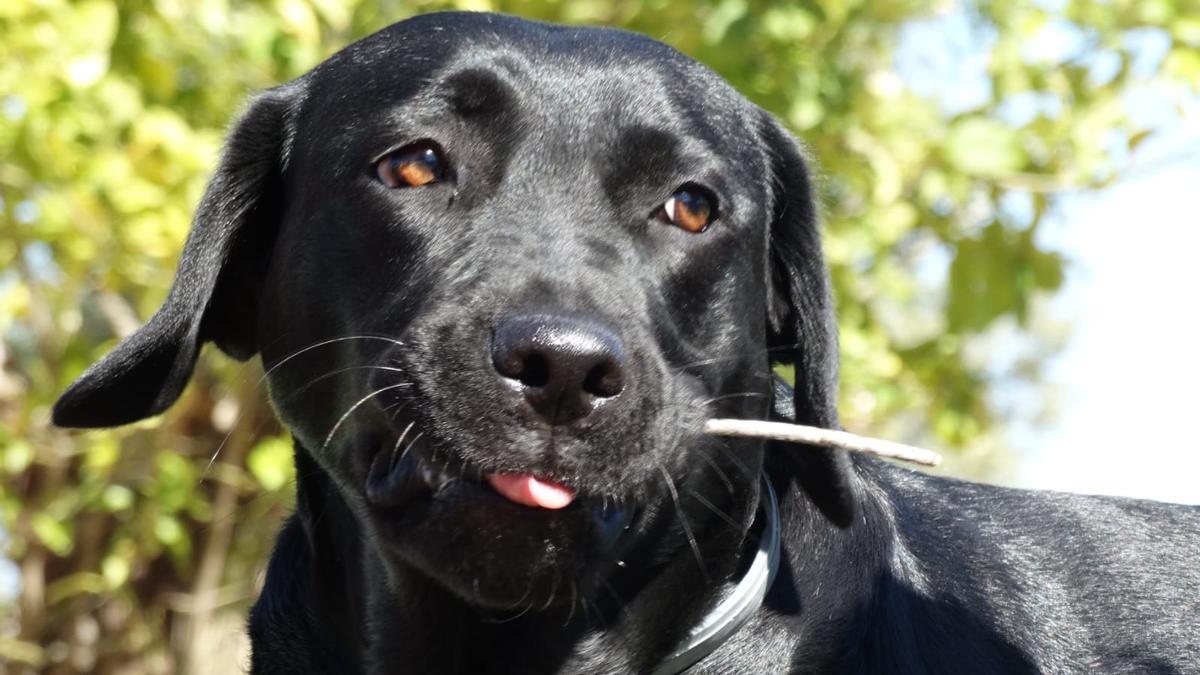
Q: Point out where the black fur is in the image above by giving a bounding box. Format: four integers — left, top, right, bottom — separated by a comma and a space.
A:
55, 12, 1199, 674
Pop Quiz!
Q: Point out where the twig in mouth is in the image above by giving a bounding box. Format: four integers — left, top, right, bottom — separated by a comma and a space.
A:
703, 419, 942, 467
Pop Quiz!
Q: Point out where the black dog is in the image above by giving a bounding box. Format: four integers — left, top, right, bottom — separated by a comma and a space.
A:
54, 12, 1199, 674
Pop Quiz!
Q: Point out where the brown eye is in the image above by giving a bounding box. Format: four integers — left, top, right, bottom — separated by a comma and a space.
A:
374, 143, 447, 188
657, 187, 715, 233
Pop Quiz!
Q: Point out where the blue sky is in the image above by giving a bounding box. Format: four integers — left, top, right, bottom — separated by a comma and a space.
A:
898, 5, 1200, 504
1019, 132, 1200, 504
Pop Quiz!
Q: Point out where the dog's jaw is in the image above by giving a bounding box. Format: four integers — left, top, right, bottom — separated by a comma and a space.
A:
357, 432, 639, 612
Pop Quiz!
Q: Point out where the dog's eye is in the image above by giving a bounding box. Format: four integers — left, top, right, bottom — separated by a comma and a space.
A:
375, 143, 447, 188
655, 187, 716, 233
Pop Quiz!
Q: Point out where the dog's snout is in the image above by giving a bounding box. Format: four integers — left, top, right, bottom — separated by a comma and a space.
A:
491, 314, 627, 423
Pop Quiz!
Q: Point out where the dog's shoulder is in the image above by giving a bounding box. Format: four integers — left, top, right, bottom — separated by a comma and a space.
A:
865, 457, 1200, 552
857, 459, 1200, 670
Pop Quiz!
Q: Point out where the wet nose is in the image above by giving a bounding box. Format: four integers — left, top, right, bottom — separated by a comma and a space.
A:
491, 314, 627, 424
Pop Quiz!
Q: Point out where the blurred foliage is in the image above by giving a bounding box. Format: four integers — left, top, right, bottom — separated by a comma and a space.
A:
0, 0, 1196, 672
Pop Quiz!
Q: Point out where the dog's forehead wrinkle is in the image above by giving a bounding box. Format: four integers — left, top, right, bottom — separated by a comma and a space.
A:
429, 37, 715, 147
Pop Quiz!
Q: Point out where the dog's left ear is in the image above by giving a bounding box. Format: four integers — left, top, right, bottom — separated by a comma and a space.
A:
760, 113, 858, 528
53, 83, 301, 429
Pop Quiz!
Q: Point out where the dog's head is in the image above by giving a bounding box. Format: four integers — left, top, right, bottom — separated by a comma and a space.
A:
55, 13, 854, 613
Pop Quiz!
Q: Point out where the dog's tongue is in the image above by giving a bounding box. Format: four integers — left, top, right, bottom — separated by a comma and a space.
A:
485, 473, 576, 509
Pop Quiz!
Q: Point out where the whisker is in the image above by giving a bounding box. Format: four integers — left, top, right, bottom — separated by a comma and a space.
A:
261, 335, 406, 382
321, 383, 410, 451
203, 412, 273, 481
655, 463, 708, 581
381, 399, 408, 413
401, 432, 424, 463
649, 378, 711, 578
699, 391, 770, 406
562, 580, 579, 628
673, 343, 802, 371
485, 582, 536, 624
292, 364, 407, 396
389, 421, 416, 472
540, 570, 561, 611
504, 581, 534, 612
204, 359, 408, 479
579, 595, 602, 629
688, 490, 742, 531
708, 443, 756, 478
698, 450, 734, 496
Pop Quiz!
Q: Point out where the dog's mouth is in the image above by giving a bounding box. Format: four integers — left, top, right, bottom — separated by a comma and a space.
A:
361, 438, 635, 610
362, 434, 632, 546
364, 443, 579, 511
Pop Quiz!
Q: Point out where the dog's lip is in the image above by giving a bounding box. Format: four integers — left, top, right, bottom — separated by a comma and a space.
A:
364, 441, 585, 512
365, 445, 437, 508
364, 439, 639, 575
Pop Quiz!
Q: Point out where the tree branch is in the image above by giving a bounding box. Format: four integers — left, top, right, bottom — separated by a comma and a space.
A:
704, 419, 942, 467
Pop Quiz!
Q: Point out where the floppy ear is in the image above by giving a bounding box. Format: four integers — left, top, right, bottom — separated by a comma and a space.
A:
53, 84, 300, 429
760, 114, 858, 528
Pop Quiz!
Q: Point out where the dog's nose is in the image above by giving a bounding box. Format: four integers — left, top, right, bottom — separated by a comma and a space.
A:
491, 314, 627, 423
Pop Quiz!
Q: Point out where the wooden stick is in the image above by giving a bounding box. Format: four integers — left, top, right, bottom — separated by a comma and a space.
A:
703, 419, 942, 467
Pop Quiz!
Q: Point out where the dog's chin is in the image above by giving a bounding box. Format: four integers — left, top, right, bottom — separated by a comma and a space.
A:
362, 445, 633, 611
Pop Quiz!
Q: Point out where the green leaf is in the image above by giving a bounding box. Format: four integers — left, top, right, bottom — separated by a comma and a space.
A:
248, 436, 295, 491
154, 514, 185, 547
101, 554, 131, 588
2, 440, 33, 474
32, 512, 73, 556
101, 485, 134, 512
943, 118, 1027, 177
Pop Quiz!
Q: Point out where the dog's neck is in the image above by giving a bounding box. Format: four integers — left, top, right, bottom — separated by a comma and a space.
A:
359, 502, 774, 673
260, 442, 920, 674
277, 442, 797, 674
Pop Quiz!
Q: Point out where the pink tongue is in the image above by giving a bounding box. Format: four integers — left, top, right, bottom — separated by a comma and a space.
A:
485, 473, 576, 509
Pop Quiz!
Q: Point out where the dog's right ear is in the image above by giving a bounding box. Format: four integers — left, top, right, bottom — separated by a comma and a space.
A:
53, 83, 301, 429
